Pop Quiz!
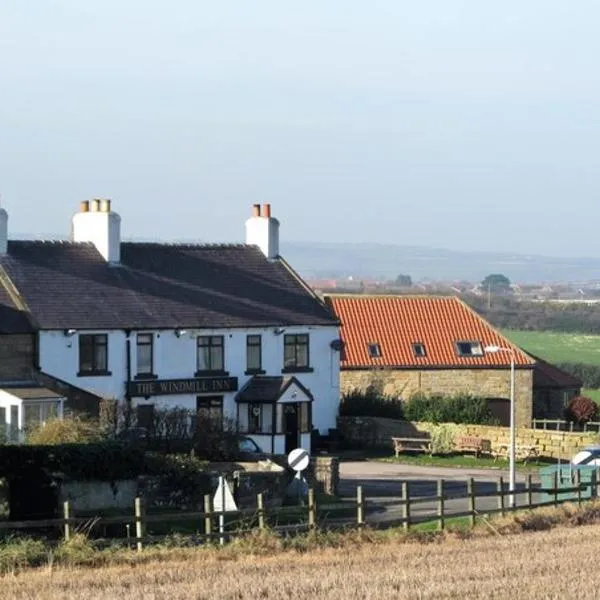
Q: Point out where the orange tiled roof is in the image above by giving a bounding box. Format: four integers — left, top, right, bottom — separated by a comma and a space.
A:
325, 294, 534, 369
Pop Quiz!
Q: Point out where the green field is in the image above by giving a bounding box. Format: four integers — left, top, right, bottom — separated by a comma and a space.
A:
502, 330, 600, 365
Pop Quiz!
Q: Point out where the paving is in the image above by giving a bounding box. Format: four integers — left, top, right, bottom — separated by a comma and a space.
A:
339, 460, 542, 525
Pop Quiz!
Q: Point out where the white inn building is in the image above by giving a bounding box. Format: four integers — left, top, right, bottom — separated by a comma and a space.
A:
0, 201, 341, 452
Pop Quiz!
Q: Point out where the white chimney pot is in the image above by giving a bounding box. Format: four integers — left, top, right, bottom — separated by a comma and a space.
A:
72, 200, 121, 263
245, 204, 280, 259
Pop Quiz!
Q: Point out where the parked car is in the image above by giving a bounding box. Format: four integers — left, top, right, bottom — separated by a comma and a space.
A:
571, 445, 600, 466
238, 436, 268, 460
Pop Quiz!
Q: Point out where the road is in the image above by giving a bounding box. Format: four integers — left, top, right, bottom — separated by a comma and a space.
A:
339, 461, 542, 525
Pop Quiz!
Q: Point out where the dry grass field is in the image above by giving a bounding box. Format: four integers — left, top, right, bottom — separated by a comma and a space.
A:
3, 522, 600, 600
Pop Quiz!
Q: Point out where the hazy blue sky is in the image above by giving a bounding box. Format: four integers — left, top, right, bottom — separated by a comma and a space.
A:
1, 1, 599, 256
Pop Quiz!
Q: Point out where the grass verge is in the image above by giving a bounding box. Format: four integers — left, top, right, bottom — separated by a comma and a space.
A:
374, 452, 553, 472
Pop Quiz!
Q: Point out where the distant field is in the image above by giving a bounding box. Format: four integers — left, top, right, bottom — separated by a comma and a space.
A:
502, 330, 600, 365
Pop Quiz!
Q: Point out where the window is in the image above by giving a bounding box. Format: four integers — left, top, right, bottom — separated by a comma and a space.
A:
455, 341, 483, 357
284, 334, 310, 370
136, 334, 154, 376
197, 396, 223, 426
248, 404, 262, 433
136, 404, 155, 431
368, 343, 382, 358
196, 336, 224, 373
246, 335, 263, 372
24, 401, 60, 431
412, 343, 426, 358
79, 334, 108, 374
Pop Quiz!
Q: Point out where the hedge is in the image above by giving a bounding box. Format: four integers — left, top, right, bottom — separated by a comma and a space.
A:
0, 443, 146, 481
404, 393, 498, 425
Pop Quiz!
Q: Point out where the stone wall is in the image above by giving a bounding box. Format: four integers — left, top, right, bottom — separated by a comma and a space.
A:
341, 367, 534, 427
415, 422, 599, 461
310, 456, 339, 496
0, 334, 35, 380
338, 416, 599, 460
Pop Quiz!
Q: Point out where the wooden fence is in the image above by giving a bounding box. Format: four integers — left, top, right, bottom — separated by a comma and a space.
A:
532, 418, 600, 432
1, 472, 598, 549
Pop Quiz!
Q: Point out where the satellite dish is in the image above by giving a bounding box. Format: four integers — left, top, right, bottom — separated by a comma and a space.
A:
330, 339, 344, 351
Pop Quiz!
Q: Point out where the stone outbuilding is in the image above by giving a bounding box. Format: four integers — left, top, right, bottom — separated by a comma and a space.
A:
325, 294, 580, 427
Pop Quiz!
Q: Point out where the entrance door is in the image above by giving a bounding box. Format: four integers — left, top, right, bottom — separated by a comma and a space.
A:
283, 403, 299, 454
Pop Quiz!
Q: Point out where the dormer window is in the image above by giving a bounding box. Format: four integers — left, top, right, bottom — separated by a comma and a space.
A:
368, 343, 382, 358
455, 341, 483, 357
412, 343, 426, 358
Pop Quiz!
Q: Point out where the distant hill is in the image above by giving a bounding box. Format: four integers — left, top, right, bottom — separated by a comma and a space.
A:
280, 241, 600, 284
12, 233, 600, 284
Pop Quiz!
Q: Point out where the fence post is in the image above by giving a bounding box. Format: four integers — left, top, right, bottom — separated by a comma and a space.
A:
553, 471, 559, 507
135, 497, 144, 552
592, 469, 598, 499
576, 470, 582, 507
468, 478, 476, 527
497, 477, 505, 516
402, 482, 410, 531
257, 493, 265, 530
356, 486, 364, 528
63, 500, 71, 542
204, 494, 212, 541
308, 488, 316, 530
437, 480, 445, 531
527, 474, 533, 509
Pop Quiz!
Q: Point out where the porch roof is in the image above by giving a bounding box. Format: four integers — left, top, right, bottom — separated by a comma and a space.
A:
235, 376, 314, 404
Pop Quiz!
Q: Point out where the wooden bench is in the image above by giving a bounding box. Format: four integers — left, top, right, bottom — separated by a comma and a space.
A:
492, 443, 539, 464
455, 436, 492, 458
392, 436, 432, 457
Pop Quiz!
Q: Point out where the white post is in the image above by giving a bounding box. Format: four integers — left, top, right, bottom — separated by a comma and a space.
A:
219, 476, 225, 546
509, 352, 516, 508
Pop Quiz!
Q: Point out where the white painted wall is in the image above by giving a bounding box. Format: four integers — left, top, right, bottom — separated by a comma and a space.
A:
39, 325, 341, 434
245, 215, 280, 259
72, 204, 121, 263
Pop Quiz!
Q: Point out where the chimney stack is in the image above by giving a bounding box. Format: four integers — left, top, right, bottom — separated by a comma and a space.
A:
0, 201, 7, 255
245, 203, 280, 260
72, 198, 121, 263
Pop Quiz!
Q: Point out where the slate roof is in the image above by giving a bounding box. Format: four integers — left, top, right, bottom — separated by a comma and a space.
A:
532, 355, 582, 389
325, 294, 534, 368
0, 273, 34, 334
0, 241, 337, 330
1, 384, 63, 400
236, 376, 314, 403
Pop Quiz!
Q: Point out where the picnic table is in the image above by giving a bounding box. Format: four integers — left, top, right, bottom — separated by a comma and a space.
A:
493, 443, 539, 463
392, 436, 432, 457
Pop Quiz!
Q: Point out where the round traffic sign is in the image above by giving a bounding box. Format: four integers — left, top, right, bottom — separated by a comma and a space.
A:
287, 447, 310, 472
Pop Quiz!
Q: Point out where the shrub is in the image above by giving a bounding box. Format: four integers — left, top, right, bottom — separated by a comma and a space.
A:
404, 393, 497, 425
339, 389, 404, 420
26, 417, 105, 445
0, 443, 146, 481
429, 424, 459, 454
564, 395, 598, 424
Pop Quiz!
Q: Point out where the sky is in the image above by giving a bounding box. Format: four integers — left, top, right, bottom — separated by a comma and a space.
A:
1, 1, 599, 257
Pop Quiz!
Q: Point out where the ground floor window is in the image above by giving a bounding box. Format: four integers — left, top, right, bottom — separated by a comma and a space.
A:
23, 401, 61, 432
248, 403, 262, 433
136, 404, 155, 431
196, 396, 223, 429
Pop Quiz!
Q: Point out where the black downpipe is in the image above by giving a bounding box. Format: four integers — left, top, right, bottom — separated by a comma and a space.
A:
125, 333, 132, 428
271, 405, 276, 454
